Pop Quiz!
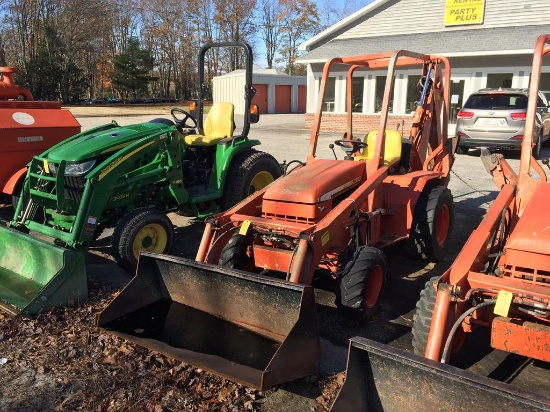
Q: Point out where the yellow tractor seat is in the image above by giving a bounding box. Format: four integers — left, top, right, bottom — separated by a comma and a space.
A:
184, 102, 235, 146
354, 130, 402, 166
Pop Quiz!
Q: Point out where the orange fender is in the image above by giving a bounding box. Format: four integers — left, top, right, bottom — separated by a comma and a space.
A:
2, 167, 27, 195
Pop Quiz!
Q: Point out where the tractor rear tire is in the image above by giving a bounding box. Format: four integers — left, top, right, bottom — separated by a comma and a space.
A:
412, 276, 438, 356
402, 186, 453, 262
220, 150, 281, 211
336, 247, 387, 322
112, 208, 174, 273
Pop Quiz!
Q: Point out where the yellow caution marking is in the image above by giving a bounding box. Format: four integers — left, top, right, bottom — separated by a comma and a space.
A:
43, 159, 50, 174
321, 231, 330, 246
239, 220, 251, 235
494, 290, 513, 317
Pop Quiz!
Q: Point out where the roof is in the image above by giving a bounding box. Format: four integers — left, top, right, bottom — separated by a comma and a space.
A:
298, 25, 543, 63
299, 0, 391, 51
214, 68, 290, 78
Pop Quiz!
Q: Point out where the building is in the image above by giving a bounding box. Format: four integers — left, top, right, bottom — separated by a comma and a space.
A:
213, 69, 307, 115
297, 0, 550, 131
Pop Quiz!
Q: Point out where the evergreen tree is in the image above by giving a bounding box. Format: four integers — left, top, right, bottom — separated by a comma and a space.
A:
112, 37, 157, 99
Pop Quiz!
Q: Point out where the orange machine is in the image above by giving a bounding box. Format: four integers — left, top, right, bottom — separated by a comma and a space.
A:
196, 50, 455, 322
413, 33, 550, 371
0, 67, 80, 205
96, 49, 456, 391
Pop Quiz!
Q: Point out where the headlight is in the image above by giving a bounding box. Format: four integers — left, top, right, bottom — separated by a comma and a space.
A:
65, 160, 96, 176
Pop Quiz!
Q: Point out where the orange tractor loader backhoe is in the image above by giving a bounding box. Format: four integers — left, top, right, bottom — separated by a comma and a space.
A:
98, 50, 456, 390
332, 34, 550, 410
0, 67, 80, 205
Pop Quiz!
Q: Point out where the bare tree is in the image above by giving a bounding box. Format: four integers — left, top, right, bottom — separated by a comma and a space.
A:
213, 0, 257, 71
278, 0, 320, 75
258, 0, 282, 69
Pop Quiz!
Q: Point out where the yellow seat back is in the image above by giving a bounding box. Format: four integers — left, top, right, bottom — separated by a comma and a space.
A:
354, 130, 402, 166
184, 102, 235, 146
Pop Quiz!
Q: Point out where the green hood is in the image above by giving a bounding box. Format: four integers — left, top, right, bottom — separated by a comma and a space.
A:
47, 122, 172, 162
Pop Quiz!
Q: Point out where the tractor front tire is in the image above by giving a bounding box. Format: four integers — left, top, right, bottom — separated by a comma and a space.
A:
402, 186, 453, 262
336, 247, 387, 322
112, 208, 174, 273
219, 233, 247, 269
221, 150, 281, 211
412, 276, 438, 356
533, 132, 542, 159
412, 276, 466, 361
219, 230, 258, 272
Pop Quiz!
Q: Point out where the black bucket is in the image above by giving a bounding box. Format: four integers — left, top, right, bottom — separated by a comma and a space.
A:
331, 337, 550, 411
96, 253, 320, 390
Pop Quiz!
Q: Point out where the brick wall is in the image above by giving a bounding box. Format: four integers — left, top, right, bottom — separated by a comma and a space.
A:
305, 113, 416, 133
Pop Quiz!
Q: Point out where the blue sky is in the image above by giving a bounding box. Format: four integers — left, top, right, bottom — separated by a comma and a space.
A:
254, 0, 373, 68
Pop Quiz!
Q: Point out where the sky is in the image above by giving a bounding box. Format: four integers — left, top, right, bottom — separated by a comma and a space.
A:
254, 0, 374, 69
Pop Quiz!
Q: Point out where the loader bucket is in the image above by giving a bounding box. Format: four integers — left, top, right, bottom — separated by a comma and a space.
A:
331, 337, 550, 411
97, 253, 320, 390
0, 225, 87, 316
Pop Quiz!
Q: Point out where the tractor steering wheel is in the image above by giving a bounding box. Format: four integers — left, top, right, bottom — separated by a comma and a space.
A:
171, 108, 197, 129
334, 139, 367, 157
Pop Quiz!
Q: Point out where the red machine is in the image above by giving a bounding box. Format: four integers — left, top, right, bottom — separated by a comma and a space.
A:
0, 67, 80, 205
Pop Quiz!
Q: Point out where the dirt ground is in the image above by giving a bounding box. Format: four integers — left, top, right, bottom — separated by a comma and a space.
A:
1, 107, 550, 411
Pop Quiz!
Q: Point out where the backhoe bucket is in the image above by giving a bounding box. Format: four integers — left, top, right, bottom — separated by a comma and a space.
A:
97, 253, 320, 390
331, 337, 550, 411
0, 226, 87, 316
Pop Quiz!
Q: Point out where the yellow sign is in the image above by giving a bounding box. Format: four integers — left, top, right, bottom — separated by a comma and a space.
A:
494, 290, 513, 317
239, 220, 251, 235
445, 0, 485, 26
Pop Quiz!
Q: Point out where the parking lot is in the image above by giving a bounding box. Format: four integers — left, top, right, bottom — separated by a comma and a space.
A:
2, 109, 550, 410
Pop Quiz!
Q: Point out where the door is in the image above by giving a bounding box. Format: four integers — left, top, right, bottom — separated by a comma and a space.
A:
275, 85, 292, 113
297, 86, 307, 113
252, 84, 268, 114
450, 79, 466, 123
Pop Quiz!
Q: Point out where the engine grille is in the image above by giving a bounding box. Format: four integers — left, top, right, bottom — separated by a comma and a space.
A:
261, 212, 316, 225
63, 176, 86, 202
502, 264, 550, 286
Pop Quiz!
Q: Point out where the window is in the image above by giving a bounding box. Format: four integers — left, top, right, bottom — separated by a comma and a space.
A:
487, 73, 513, 88
540, 73, 550, 93
463, 93, 528, 110
321, 77, 336, 112
405, 75, 422, 113
352, 77, 364, 112
375, 76, 393, 113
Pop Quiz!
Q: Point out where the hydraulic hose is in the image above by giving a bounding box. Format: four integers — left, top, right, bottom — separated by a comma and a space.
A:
441, 299, 497, 363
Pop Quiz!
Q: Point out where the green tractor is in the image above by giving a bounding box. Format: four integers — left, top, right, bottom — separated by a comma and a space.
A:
0, 42, 281, 315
